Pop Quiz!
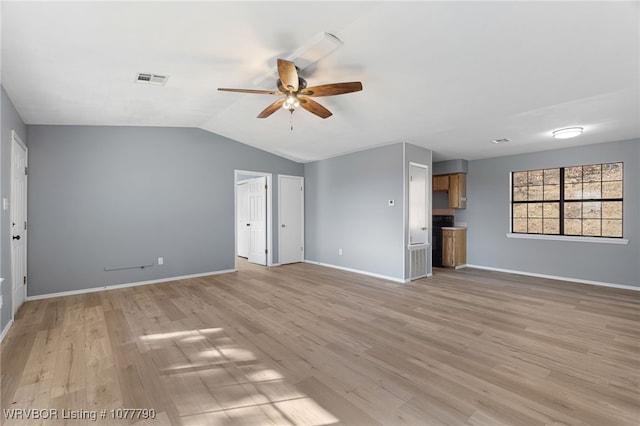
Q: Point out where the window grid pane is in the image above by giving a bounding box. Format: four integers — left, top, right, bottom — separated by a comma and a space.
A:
512, 162, 623, 238
511, 167, 561, 234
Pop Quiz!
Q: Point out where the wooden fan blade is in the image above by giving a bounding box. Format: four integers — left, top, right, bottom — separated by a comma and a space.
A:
299, 96, 332, 119
277, 58, 298, 92
218, 88, 282, 95
257, 98, 285, 118
300, 82, 363, 97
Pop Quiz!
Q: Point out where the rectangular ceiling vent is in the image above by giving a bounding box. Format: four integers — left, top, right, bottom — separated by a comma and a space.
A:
135, 73, 169, 85
491, 138, 511, 144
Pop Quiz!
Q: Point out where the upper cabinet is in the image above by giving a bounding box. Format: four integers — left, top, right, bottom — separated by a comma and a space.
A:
432, 172, 467, 209
448, 173, 467, 209
432, 175, 449, 192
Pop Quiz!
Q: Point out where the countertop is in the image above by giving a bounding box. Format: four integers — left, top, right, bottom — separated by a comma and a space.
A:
441, 226, 467, 230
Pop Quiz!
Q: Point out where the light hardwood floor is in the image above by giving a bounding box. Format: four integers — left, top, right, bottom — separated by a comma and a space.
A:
1, 260, 639, 425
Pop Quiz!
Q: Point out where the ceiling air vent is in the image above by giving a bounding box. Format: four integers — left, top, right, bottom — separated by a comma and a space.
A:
135, 73, 169, 85
491, 138, 511, 144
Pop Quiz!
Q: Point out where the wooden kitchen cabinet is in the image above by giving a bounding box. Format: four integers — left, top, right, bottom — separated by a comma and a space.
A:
432, 174, 449, 192
448, 173, 467, 209
442, 228, 466, 267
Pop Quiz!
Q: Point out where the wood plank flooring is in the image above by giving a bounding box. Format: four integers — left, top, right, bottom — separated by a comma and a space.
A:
1, 260, 639, 425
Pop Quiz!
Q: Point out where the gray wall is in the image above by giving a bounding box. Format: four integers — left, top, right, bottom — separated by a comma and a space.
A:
432, 191, 449, 210
26, 125, 303, 296
305, 143, 405, 280
433, 159, 469, 175
456, 139, 640, 287
1, 86, 28, 332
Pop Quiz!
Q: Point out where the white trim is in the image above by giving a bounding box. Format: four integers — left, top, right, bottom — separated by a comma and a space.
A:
402, 143, 407, 281
277, 174, 305, 265
234, 170, 273, 266
0, 319, 14, 343
506, 233, 629, 244
26, 269, 236, 301
407, 160, 430, 281
304, 260, 408, 283
466, 264, 639, 291
10, 130, 28, 321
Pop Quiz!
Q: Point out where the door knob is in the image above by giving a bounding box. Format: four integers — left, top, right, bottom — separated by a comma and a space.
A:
13, 235, 21, 240
246, 223, 250, 227
281, 224, 286, 228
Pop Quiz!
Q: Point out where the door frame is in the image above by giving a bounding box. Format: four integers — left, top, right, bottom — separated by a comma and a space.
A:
235, 180, 250, 258
408, 162, 429, 246
277, 174, 304, 264
10, 130, 28, 318
234, 170, 273, 267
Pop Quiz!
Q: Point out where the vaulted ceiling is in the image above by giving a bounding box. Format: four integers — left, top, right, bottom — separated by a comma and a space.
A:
2, 1, 638, 162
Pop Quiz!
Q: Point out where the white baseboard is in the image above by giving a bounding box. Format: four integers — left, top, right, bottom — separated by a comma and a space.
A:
0, 318, 14, 343
304, 260, 408, 283
26, 269, 236, 301
466, 264, 639, 292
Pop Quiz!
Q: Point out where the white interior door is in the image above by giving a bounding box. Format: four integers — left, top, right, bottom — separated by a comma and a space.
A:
409, 163, 428, 245
279, 175, 304, 265
247, 176, 267, 265
236, 181, 250, 257
10, 131, 28, 316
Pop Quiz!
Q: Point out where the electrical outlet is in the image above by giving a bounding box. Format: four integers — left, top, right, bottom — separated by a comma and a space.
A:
158, 257, 164, 265
338, 248, 343, 256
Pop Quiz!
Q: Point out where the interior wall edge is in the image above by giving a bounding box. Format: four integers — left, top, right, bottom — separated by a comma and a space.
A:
25, 268, 236, 302
466, 264, 640, 291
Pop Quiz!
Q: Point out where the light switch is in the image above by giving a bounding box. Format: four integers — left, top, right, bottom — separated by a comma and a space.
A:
2, 198, 8, 211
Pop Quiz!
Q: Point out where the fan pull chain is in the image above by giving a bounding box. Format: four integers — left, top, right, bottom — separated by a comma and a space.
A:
289, 109, 294, 131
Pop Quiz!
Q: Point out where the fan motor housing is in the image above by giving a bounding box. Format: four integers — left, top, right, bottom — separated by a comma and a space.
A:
277, 77, 307, 92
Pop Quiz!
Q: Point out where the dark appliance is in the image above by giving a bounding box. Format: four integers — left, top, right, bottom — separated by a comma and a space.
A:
432, 215, 454, 267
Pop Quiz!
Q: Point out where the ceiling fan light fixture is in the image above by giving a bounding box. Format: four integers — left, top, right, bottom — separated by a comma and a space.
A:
552, 127, 583, 139
282, 94, 300, 110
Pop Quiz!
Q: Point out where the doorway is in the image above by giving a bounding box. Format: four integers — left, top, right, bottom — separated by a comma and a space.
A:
408, 162, 429, 280
278, 175, 304, 264
234, 170, 272, 267
408, 163, 428, 245
10, 130, 28, 316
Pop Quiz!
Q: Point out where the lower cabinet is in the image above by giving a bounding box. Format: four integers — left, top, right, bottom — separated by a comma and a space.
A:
442, 228, 466, 267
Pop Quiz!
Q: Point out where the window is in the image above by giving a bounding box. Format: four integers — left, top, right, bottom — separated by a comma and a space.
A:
511, 162, 623, 238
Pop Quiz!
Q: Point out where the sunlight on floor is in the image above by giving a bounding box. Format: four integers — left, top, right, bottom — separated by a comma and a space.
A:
137, 327, 340, 425
139, 328, 224, 342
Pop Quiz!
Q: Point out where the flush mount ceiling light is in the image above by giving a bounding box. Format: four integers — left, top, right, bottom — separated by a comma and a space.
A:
552, 127, 583, 139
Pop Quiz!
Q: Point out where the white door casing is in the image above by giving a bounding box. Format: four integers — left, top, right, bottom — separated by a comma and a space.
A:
247, 176, 267, 265
236, 181, 250, 257
10, 131, 28, 316
408, 163, 428, 245
278, 175, 304, 265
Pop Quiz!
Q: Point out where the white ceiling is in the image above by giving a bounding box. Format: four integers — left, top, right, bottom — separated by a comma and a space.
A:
2, 1, 639, 163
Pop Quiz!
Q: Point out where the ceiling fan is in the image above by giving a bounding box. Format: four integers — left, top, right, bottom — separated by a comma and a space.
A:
218, 58, 363, 120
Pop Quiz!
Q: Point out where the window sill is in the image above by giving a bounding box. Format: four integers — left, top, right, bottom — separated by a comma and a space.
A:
507, 233, 629, 244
